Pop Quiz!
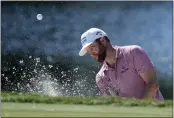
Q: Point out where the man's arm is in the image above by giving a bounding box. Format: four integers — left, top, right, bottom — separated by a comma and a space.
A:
96, 74, 109, 96
139, 69, 159, 99
131, 45, 159, 99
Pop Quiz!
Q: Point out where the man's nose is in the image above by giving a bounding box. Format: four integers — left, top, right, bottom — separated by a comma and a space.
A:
91, 52, 98, 57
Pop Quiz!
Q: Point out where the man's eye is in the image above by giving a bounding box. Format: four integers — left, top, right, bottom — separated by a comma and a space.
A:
90, 45, 94, 48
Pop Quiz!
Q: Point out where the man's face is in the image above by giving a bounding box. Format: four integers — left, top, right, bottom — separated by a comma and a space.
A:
86, 39, 107, 63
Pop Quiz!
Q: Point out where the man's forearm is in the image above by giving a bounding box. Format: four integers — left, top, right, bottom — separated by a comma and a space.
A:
143, 82, 159, 99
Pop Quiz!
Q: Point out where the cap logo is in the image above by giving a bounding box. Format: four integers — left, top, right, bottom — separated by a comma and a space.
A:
81, 37, 87, 45
96, 31, 102, 36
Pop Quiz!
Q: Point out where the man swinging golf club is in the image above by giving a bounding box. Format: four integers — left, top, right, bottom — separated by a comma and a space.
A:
79, 28, 163, 100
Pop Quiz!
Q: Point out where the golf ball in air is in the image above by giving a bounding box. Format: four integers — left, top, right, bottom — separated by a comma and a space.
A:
37, 14, 43, 20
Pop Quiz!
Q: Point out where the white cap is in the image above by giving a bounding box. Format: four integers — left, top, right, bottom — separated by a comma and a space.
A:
79, 28, 107, 56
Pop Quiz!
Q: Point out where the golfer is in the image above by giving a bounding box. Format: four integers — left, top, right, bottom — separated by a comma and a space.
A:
79, 28, 163, 100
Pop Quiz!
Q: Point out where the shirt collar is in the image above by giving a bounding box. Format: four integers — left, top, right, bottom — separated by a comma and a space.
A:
103, 46, 123, 71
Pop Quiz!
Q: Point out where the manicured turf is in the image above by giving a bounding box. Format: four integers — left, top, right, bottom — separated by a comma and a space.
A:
2, 102, 172, 117
1, 92, 172, 107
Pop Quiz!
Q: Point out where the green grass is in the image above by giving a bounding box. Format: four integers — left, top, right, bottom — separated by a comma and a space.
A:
1, 92, 173, 117
1, 92, 173, 107
2, 102, 172, 117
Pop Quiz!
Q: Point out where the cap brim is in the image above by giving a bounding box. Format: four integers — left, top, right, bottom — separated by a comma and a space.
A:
79, 43, 92, 56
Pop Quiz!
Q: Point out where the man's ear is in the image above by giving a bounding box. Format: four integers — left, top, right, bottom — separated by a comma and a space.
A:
100, 37, 107, 45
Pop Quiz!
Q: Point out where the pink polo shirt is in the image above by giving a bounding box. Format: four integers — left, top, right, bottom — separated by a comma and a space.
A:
96, 45, 164, 100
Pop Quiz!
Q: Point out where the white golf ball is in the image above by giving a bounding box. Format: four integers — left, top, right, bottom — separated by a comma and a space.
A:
37, 14, 43, 20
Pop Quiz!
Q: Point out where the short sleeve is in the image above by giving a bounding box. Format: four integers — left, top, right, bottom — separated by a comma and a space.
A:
130, 45, 154, 74
96, 74, 108, 96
